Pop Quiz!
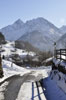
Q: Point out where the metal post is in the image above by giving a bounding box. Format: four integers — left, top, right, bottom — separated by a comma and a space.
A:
54, 42, 56, 58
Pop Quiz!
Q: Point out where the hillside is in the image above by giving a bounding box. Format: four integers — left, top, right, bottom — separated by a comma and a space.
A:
15, 40, 41, 54
56, 33, 66, 49
60, 25, 66, 34
19, 30, 54, 51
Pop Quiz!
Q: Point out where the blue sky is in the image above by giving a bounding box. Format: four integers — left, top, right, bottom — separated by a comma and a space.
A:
0, 0, 66, 28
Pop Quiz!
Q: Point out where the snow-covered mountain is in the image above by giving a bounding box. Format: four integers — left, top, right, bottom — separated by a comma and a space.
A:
18, 18, 62, 51
0, 19, 24, 41
0, 17, 62, 40
0, 17, 63, 51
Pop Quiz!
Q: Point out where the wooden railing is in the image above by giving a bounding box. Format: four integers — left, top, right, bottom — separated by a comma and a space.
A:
55, 49, 66, 61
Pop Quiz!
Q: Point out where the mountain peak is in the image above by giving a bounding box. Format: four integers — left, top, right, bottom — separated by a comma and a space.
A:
36, 17, 46, 21
12, 19, 24, 30
14, 19, 24, 25
26, 17, 47, 23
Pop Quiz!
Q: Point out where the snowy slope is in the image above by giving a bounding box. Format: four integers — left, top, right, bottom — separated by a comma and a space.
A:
1, 41, 36, 58
0, 60, 30, 82
0, 41, 36, 82
0, 39, 42, 86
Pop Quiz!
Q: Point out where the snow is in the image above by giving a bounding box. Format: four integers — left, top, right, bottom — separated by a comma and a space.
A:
45, 57, 53, 62
43, 77, 66, 100
1, 41, 36, 59
0, 60, 30, 83
51, 58, 66, 94
50, 70, 66, 94
0, 41, 36, 83
0, 59, 66, 100
16, 67, 66, 100
0, 62, 51, 100
16, 82, 32, 100
53, 58, 66, 68
0, 81, 9, 100
60, 61, 66, 68
16, 68, 51, 100
0, 41, 66, 100
53, 58, 60, 67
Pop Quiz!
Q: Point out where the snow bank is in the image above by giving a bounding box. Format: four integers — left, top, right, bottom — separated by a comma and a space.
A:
0, 60, 30, 83
50, 70, 66, 93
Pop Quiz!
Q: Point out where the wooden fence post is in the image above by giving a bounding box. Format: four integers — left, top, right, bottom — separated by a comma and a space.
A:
65, 49, 66, 61
55, 50, 57, 59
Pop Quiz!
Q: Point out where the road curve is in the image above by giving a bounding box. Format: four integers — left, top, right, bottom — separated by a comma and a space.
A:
0, 71, 44, 100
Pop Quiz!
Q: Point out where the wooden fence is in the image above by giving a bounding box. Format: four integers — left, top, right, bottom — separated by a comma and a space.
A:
55, 49, 66, 61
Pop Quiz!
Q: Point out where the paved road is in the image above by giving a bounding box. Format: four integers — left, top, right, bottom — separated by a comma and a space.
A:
0, 71, 45, 100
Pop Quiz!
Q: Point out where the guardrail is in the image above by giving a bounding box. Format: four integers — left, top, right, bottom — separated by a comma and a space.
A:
55, 49, 66, 61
